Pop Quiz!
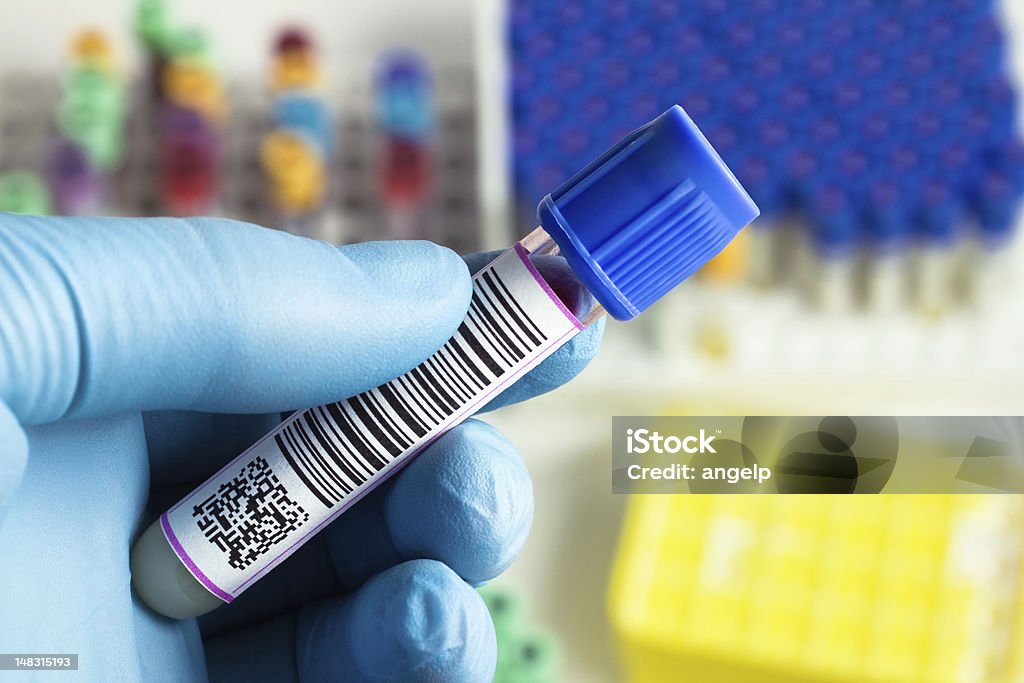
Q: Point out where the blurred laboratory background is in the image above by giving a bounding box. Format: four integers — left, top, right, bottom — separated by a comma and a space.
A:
2, 0, 1024, 681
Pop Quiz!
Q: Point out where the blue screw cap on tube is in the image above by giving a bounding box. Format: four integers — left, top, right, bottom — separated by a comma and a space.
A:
537, 105, 759, 320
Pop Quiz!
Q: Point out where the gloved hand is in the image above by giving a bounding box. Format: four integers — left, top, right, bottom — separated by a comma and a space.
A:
0, 215, 603, 682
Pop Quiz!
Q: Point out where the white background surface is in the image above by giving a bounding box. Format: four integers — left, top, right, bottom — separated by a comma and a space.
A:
0, 0, 477, 74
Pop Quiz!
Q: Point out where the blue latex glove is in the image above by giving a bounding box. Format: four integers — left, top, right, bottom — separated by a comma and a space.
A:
0, 215, 603, 682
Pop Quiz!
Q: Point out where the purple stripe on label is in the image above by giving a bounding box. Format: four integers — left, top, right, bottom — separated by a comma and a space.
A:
513, 243, 585, 331
160, 513, 235, 603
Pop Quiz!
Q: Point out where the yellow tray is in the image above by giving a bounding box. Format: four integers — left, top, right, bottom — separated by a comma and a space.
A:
608, 495, 1024, 683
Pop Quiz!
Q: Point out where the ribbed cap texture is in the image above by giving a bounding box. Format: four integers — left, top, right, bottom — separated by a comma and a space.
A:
538, 105, 759, 320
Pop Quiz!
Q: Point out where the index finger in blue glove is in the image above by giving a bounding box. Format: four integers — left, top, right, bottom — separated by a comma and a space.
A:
140, 240, 603, 488
0, 214, 472, 425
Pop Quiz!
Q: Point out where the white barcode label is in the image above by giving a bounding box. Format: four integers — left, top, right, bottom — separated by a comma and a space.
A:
161, 245, 584, 601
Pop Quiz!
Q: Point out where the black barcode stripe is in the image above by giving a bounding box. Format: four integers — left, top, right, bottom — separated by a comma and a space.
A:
440, 342, 485, 392
327, 402, 389, 471
410, 365, 454, 412
275, 433, 334, 507
484, 270, 546, 343
457, 322, 504, 377
315, 405, 376, 479
474, 293, 528, 364
302, 412, 362, 490
467, 300, 518, 366
471, 295, 526, 362
396, 374, 444, 425
365, 390, 417, 448
476, 281, 532, 355
281, 427, 343, 505
422, 356, 464, 403
379, 383, 429, 437
487, 270, 547, 342
430, 353, 476, 403
280, 427, 319, 490
474, 299, 525, 364
417, 363, 462, 411
449, 336, 491, 387
337, 400, 396, 472
461, 313, 508, 376
350, 395, 404, 457
271, 254, 565, 509
282, 424, 342, 501
468, 296, 520, 366
481, 272, 540, 352
440, 342, 485, 391
331, 403, 389, 477
433, 349, 477, 400
293, 419, 351, 497
296, 413, 356, 493
409, 365, 455, 415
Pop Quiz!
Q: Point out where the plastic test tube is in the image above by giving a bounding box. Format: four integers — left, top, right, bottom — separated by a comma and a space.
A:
380, 136, 431, 235
163, 59, 228, 125
806, 183, 859, 312
272, 92, 332, 158
44, 137, 103, 215
863, 177, 909, 312
159, 106, 219, 216
734, 150, 783, 288
913, 178, 961, 317
134, 0, 172, 100
375, 51, 434, 239
130, 105, 759, 619
260, 129, 327, 236
57, 69, 126, 173
966, 164, 1022, 309
376, 51, 434, 139
271, 27, 322, 92
258, 30, 330, 237
70, 28, 117, 74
